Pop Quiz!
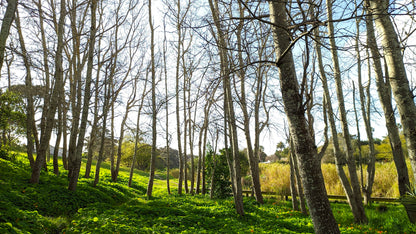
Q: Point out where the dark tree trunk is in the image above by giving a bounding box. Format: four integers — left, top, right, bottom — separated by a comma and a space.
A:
268, 1, 339, 233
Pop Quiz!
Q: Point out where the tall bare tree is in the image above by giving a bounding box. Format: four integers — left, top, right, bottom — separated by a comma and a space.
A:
14, 6, 35, 170
146, 0, 157, 198
208, 0, 244, 216
0, 0, 17, 75
365, 0, 414, 222
268, 1, 339, 233
325, 0, 367, 223
68, 0, 96, 190
367, 0, 416, 184
30, 0, 65, 184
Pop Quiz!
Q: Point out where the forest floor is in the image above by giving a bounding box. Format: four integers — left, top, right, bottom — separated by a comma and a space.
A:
1, 152, 415, 233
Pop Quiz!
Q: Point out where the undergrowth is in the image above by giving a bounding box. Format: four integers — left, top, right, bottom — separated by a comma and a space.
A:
0, 152, 415, 233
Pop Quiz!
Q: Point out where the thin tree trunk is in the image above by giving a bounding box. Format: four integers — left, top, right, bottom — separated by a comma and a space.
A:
201, 113, 211, 195
162, 16, 171, 195
15, 7, 35, 170
68, 0, 97, 191
352, 83, 364, 190
113, 94, 135, 182
93, 99, 108, 187
128, 72, 148, 187
289, 137, 307, 215
197, 87, 217, 194
175, 0, 184, 195
146, 0, 157, 198
208, 0, 244, 216
84, 66, 101, 178
325, 0, 367, 224
289, 151, 299, 211
30, 0, 65, 183
53, 102, 62, 175
354, 12, 376, 205
188, 90, 195, 194
183, 82, 188, 194
235, 0, 263, 204
62, 102, 68, 170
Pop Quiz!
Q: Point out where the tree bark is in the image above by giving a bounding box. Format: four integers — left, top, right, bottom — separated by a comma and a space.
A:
208, 0, 244, 216
0, 0, 17, 75
289, 150, 299, 211
175, 0, 184, 195
68, 0, 97, 190
235, 0, 263, 204
15, 7, 35, 170
289, 137, 307, 215
364, 0, 414, 222
325, 0, 368, 224
30, 0, 65, 183
146, 0, 157, 198
354, 12, 376, 205
268, 1, 339, 233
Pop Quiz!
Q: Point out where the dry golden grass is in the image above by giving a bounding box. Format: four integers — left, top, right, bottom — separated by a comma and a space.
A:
259, 161, 414, 198
259, 163, 290, 196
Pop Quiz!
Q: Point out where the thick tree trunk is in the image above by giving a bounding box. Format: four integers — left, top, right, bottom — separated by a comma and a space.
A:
0, 0, 17, 74
365, 0, 414, 222
268, 2, 339, 233
367, 0, 416, 184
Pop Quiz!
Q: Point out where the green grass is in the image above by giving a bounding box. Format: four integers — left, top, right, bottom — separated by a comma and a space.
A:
1, 152, 415, 233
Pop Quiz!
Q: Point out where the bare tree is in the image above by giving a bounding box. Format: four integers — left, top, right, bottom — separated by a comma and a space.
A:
365, 0, 414, 222
30, 0, 65, 184
0, 0, 17, 75
268, 1, 339, 233
146, 0, 157, 198
128, 70, 149, 187
14, 6, 35, 170
325, 0, 367, 223
208, 0, 244, 216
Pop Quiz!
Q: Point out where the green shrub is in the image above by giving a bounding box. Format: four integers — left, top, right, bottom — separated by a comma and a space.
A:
205, 148, 232, 199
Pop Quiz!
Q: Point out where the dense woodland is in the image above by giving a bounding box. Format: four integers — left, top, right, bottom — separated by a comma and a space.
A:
2, 0, 416, 233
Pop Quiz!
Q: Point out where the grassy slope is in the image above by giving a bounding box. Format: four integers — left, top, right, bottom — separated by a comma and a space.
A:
0, 153, 415, 233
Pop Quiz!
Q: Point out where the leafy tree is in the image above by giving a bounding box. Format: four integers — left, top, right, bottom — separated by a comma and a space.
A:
0, 90, 25, 148
206, 148, 232, 199
274, 142, 289, 161
121, 139, 163, 171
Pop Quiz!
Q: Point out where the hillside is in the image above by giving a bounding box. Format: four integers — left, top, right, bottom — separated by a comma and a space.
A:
1, 152, 415, 233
